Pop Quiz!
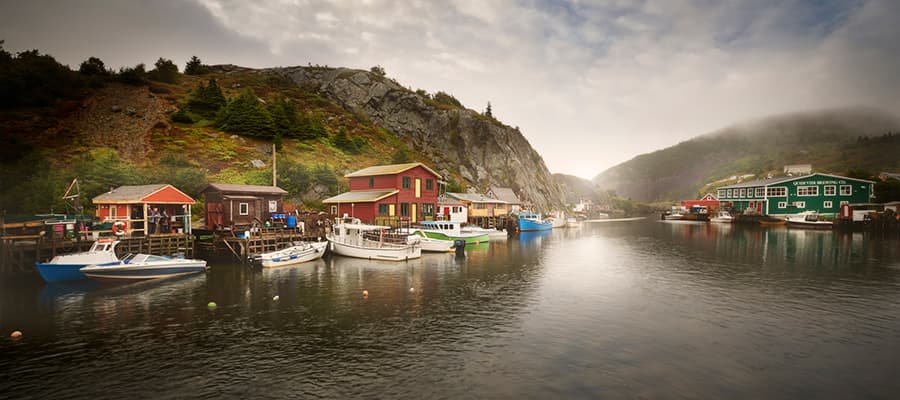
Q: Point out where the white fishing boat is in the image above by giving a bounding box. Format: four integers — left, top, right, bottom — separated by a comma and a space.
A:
460, 225, 508, 241
250, 241, 328, 268
80, 254, 208, 281
786, 211, 833, 229
710, 210, 734, 223
408, 231, 455, 252
328, 219, 422, 261
35, 239, 120, 282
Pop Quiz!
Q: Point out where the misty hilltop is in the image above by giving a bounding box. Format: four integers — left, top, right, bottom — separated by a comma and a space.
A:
592, 107, 900, 202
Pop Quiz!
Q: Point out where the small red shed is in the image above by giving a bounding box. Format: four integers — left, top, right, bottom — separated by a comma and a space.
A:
92, 184, 196, 236
681, 193, 720, 211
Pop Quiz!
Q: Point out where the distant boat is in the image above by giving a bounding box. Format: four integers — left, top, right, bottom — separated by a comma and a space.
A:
328, 219, 422, 261
786, 211, 833, 229
461, 226, 508, 241
250, 241, 328, 268
710, 211, 734, 223
35, 240, 120, 282
80, 253, 208, 282
517, 212, 552, 231
408, 231, 455, 252
565, 217, 580, 228
662, 206, 710, 221
418, 221, 490, 244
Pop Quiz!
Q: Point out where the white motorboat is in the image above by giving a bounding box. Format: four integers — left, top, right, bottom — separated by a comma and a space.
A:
328, 219, 422, 261
460, 226, 508, 241
80, 253, 208, 281
786, 211, 833, 229
710, 211, 734, 223
408, 231, 455, 252
250, 241, 328, 268
565, 217, 580, 228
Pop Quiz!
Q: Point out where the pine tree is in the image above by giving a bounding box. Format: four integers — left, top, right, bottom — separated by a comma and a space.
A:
485, 101, 493, 118
219, 89, 274, 137
79, 57, 109, 76
270, 97, 298, 138
149, 57, 178, 83
184, 55, 208, 75
187, 78, 226, 118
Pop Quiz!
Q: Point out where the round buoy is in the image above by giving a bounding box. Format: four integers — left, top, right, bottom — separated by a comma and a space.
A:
273, 295, 280, 301
409, 287, 415, 293
207, 301, 217, 309
362, 290, 369, 298
10, 331, 23, 340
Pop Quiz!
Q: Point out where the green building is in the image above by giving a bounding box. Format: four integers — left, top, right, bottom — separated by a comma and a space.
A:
717, 173, 874, 217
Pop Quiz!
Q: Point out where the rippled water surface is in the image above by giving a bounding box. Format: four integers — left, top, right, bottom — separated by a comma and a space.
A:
2, 221, 900, 399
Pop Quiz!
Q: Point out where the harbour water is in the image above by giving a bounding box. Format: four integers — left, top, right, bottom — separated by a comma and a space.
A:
2, 220, 899, 399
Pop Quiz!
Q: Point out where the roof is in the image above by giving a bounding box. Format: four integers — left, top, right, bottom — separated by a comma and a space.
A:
881, 172, 900, 181
322, 190, 399, 203
345, 162, 442, 179
719, 173, 876, 189
437, 194, 464, 205
488, 186, 520, 204
202, 183, 288, 195
92, 184, 195, 204
446, 192, 508, 204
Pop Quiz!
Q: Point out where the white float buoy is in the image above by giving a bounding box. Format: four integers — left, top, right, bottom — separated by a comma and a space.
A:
10, 331, 23, 340
273, 295, 279, 301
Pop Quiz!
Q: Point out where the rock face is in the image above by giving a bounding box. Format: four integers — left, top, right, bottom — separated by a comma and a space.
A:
271, 67, 565, 211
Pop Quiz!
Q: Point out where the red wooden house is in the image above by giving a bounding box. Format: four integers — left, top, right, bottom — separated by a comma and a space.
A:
681, 193, 719, 211
323, 162, 442, 224
92, 184, 195, 236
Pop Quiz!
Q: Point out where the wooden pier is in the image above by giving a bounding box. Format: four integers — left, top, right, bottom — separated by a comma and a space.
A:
202, 213, 335, 262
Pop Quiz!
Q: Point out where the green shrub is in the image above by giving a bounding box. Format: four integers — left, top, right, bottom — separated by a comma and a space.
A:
218, 89, 274, 137
170, 108, 193, 124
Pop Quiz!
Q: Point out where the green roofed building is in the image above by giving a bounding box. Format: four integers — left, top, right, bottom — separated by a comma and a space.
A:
717, 173, 874, 217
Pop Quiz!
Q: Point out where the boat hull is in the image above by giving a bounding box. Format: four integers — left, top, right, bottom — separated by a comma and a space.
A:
786, 221, 833, 229
518, 218, 552, 231
35, 263, 90, 283
255, 242, 328, 268
80, 262, 207, 281
421, 231, 489, 245
329, 238, 422, 261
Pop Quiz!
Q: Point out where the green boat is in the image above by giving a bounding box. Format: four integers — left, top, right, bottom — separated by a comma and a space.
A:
417, 221, 490, 244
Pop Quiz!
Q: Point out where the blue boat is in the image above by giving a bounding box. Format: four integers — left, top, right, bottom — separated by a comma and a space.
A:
35, 240, 120, 282
517, 212, 552, 231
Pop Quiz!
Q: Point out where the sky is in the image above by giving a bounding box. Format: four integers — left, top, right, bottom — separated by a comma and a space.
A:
2, 0, 899, 179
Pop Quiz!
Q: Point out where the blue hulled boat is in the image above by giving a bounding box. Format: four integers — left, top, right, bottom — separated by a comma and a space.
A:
35, 240, 120, 282
517, 212, 552, 232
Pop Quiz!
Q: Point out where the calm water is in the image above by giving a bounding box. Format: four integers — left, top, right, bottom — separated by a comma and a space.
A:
2, 220, 900, 399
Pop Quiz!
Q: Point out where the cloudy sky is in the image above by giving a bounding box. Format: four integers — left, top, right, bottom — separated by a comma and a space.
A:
2, 0, 899, 178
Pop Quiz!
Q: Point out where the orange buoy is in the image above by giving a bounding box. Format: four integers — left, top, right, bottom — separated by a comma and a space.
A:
10, 331, 22, 340
362, 290, 369, 298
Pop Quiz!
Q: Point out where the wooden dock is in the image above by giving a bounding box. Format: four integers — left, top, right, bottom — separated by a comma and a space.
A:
201, 213, 335, 262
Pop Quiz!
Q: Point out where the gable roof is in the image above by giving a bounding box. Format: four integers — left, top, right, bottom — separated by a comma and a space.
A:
345, 162, 441, 179
488, 186, 520, 204
437, 193, 465, 205
92, 184, 195, 204
322, 190, 399, 203
202, 183, 288, 195
720, 173, 875, 189
446, 192, 508, 204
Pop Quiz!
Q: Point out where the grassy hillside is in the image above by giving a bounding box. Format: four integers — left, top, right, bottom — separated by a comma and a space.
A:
593, 107, 900, 202
0, 48, 458, 216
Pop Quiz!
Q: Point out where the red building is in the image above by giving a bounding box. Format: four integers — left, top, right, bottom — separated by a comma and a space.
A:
92, 184, 196, 236
681, 193, 719, 211
323, 162, 442, 224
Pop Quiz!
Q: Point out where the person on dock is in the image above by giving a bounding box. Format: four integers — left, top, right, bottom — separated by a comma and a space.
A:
149, 207, 160, 235
161, 210, 170, 233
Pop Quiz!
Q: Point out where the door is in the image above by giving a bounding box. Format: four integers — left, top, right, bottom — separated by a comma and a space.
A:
389, 204, 396, 216
415, 178, 421, 198
411, 203, 418, 223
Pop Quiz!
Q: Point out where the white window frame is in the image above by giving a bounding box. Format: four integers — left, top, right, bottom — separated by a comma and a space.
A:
239, 202, 249, 216
718, 189, 726, 198
840, 201, 849, 206
824, 185, 836, 196
755, 188, 764, 197
727, 189, 732, 198
797, 186, 818, 196
778, 201, 787, 209
840, 185, 852, 196
767, 187, 787, 197
330, 205, 338, 215
794, 201, 806, 209
739, 188, 746, 198
824, 201, 833, 208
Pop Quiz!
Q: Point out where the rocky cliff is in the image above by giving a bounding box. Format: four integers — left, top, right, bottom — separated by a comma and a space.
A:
270, 67, 565, 211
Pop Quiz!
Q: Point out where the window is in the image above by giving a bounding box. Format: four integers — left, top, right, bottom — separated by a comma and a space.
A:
369, 177, 374, 188
378, 204, 390, 215
426, 179, 433, 191
726, 189, 732, 198
239, 202, 249, 215
422, 203, 434, 216
823, 201, 833, 208
739, 189, 746, 198
840, 201, 849, 206
766, 187, 787, 197
755, 188, 765, 197
824, 185, 836, 196
794, 201, 806, 209
473, 203, 487, 209
840, 185, 852, 195
797, 186, 818, 196
718, 189, 725, 198
330, 205, 337, 215
400, 203, 409, 217
402, 176, 411, 189
778, 201, 787, 209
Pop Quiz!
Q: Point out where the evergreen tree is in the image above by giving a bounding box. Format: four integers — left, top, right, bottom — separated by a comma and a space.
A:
485, 101, 493, 118
187, 78, 226, 118
149, 57, 178, 83
79, 57, 109, 76
370, 65, 386, 76
219, 89, 274, 137
270, 96, 298, 138
184, 55, 208, 75
118, 63, 146, 85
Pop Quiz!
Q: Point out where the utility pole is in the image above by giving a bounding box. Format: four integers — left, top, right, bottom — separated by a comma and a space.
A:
272, 143, 277, 187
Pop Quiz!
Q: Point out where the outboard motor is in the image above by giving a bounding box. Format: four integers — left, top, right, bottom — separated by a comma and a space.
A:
453, 239, 466, 258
